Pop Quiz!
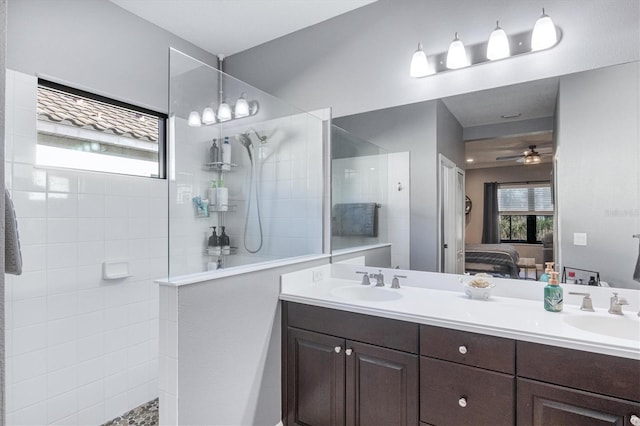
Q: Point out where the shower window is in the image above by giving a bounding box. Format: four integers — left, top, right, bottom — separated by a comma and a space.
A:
36, 79, 167, 178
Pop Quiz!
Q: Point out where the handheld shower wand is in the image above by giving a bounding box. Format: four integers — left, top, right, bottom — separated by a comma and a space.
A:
236, 132, 264, 253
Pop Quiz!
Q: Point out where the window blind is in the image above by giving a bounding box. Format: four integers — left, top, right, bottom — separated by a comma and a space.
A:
498, 183, 553, 215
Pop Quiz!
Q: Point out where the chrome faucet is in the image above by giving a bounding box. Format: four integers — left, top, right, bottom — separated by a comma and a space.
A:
568, 292, 594, 312
391, 275, 406, 289
608, 292, 629, 315
372, 270, 385, 287
356, 271, 371, 286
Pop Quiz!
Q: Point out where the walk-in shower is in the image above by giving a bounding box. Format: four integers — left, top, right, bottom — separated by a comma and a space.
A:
168, 48, 325, 278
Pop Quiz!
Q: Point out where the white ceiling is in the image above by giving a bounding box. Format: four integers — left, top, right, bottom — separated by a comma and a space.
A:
109, 0, 377, 56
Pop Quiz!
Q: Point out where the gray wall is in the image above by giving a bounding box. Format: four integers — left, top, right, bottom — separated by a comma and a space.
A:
465, 163, 553, 244
1, 0, 6, 423
556, 61, 640, 289
436, 100, 465, 167
335, 101, 439, 271
331, 245, 392, 268
227, 0, 640, 118
7, 0, 219, 112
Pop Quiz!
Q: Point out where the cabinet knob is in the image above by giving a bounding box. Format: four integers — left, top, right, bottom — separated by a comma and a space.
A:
630, 414, 640, 426
458, 345, 468, 355
458, 397, 467, 408
345, 348, 353, 356
334, 346, 342, 354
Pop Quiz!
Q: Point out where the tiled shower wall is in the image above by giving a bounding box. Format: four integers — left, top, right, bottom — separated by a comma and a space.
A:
4, 70, 165, 425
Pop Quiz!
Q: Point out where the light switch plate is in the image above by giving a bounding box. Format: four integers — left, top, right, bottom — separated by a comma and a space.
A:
573, 233, 588, 246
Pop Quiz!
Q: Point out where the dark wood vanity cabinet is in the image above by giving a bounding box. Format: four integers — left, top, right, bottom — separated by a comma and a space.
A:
284, 302, 419, 426
516, 341, 640, 426
283, 301, 640, 426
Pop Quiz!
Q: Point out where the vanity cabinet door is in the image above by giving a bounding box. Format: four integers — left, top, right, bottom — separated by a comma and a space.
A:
286, 327, 346, 426
345, 340, 419, 426
517, 378, 640, 426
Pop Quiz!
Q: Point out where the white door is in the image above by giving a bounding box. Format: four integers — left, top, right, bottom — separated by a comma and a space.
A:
438, 155, 465, 274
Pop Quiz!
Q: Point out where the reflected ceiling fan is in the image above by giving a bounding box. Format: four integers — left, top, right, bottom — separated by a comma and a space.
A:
496, 145, 552, 164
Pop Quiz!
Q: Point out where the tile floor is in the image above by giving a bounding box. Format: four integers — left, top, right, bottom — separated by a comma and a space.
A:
102, 398, 159, 426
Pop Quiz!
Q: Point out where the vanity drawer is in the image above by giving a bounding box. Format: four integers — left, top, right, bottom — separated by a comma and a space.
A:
420, 325, 515, 373
517, 341, 640, 402
420, 357, 515, 426
285, 302, 419, 353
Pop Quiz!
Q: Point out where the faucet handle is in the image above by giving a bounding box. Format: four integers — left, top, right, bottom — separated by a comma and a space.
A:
568, 292, 595, 312
391, 275, 406, 289
356, 271, 370, 286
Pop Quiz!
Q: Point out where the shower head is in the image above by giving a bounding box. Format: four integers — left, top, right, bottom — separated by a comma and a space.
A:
237, 132, 254, 162
251, 129, 268, 144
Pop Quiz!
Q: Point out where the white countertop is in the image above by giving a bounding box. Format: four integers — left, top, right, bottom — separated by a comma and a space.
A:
280, 264, 640, 360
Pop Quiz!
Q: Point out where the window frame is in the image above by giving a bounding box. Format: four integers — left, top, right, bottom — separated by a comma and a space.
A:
37, 78, 168, 179
498, 182, 554, 244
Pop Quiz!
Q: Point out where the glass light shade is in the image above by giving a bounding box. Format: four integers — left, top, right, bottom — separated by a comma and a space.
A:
524, 154, 541, 164
201, 107, 216, 125
234, 94, 250, 118
410, 43, 430, 77
531, 9, 557, 51
487, 23, 510, 60
187, 110, 201, 127
446, 33, 468, 69
217, 101, 232, 122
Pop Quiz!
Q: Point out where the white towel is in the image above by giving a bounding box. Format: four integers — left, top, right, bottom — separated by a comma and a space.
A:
5, 189, 23, 275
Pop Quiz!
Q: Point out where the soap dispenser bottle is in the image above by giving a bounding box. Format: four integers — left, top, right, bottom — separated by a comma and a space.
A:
539, 262, 554, 282
544, 271, 563, 312
221, 136, 231, 171
208, 226, 220, 255
220, 226, 230, 255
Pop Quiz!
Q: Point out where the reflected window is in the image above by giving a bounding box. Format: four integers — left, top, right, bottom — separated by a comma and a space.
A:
36, 79, 166, 178
498, 183, 553, 244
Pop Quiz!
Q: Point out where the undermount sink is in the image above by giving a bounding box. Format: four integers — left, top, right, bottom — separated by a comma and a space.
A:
563, 314, 640, 341
330, 285, 402, 302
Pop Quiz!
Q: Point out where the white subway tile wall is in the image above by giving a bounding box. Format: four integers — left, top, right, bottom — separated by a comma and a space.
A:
5, 70, 165, 425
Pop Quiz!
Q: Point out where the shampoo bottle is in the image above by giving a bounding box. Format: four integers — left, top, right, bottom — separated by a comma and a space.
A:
216, 179, 228, 211
208, 226, 220, 256
220, 226, 230, 255
209, 139, 219, 164
208, 181, 217, 208
221, 136, 231, 170
544, 271, 563, 312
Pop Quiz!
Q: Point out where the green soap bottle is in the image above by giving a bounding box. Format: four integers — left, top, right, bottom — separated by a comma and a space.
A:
544, 271, 563, 312
539, 261, 554, 282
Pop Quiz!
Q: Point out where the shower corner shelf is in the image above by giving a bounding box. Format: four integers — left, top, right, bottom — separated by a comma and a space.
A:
203, 162, 237, 171
204, 247, 238, 257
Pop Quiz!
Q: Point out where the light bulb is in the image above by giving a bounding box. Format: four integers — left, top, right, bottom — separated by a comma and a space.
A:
531, 8, 557, 51
410, 43, 430, 77
202, 107, 216, 125
217, 100, 232, 122
446, 32, 468, 69
487, 21, 510, 60
234, 93, 250, 118
188, 111, 201, 127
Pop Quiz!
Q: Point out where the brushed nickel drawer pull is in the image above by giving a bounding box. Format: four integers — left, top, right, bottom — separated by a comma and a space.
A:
345, 348, 353, 356
334, 346, 342, 354
458, 345, 468, 355
458, 397, 467, 408
630, 414, 640, 426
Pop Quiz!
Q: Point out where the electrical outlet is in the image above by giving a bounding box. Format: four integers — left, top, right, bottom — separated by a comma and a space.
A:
313, 270, 324, 282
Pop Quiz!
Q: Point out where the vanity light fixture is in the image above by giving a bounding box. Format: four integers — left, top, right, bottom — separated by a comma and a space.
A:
409, 9, 560, 78
187, 54, 260, 127
531, 8, 557, 51
446, 32, 468, 69
487, 21, 510, 60
410, 43, 431, 77
188, 110, 202, 127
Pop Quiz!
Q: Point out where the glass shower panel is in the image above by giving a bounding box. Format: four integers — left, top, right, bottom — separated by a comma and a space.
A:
168, 48, 324, 280
331, 125, 389, 251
